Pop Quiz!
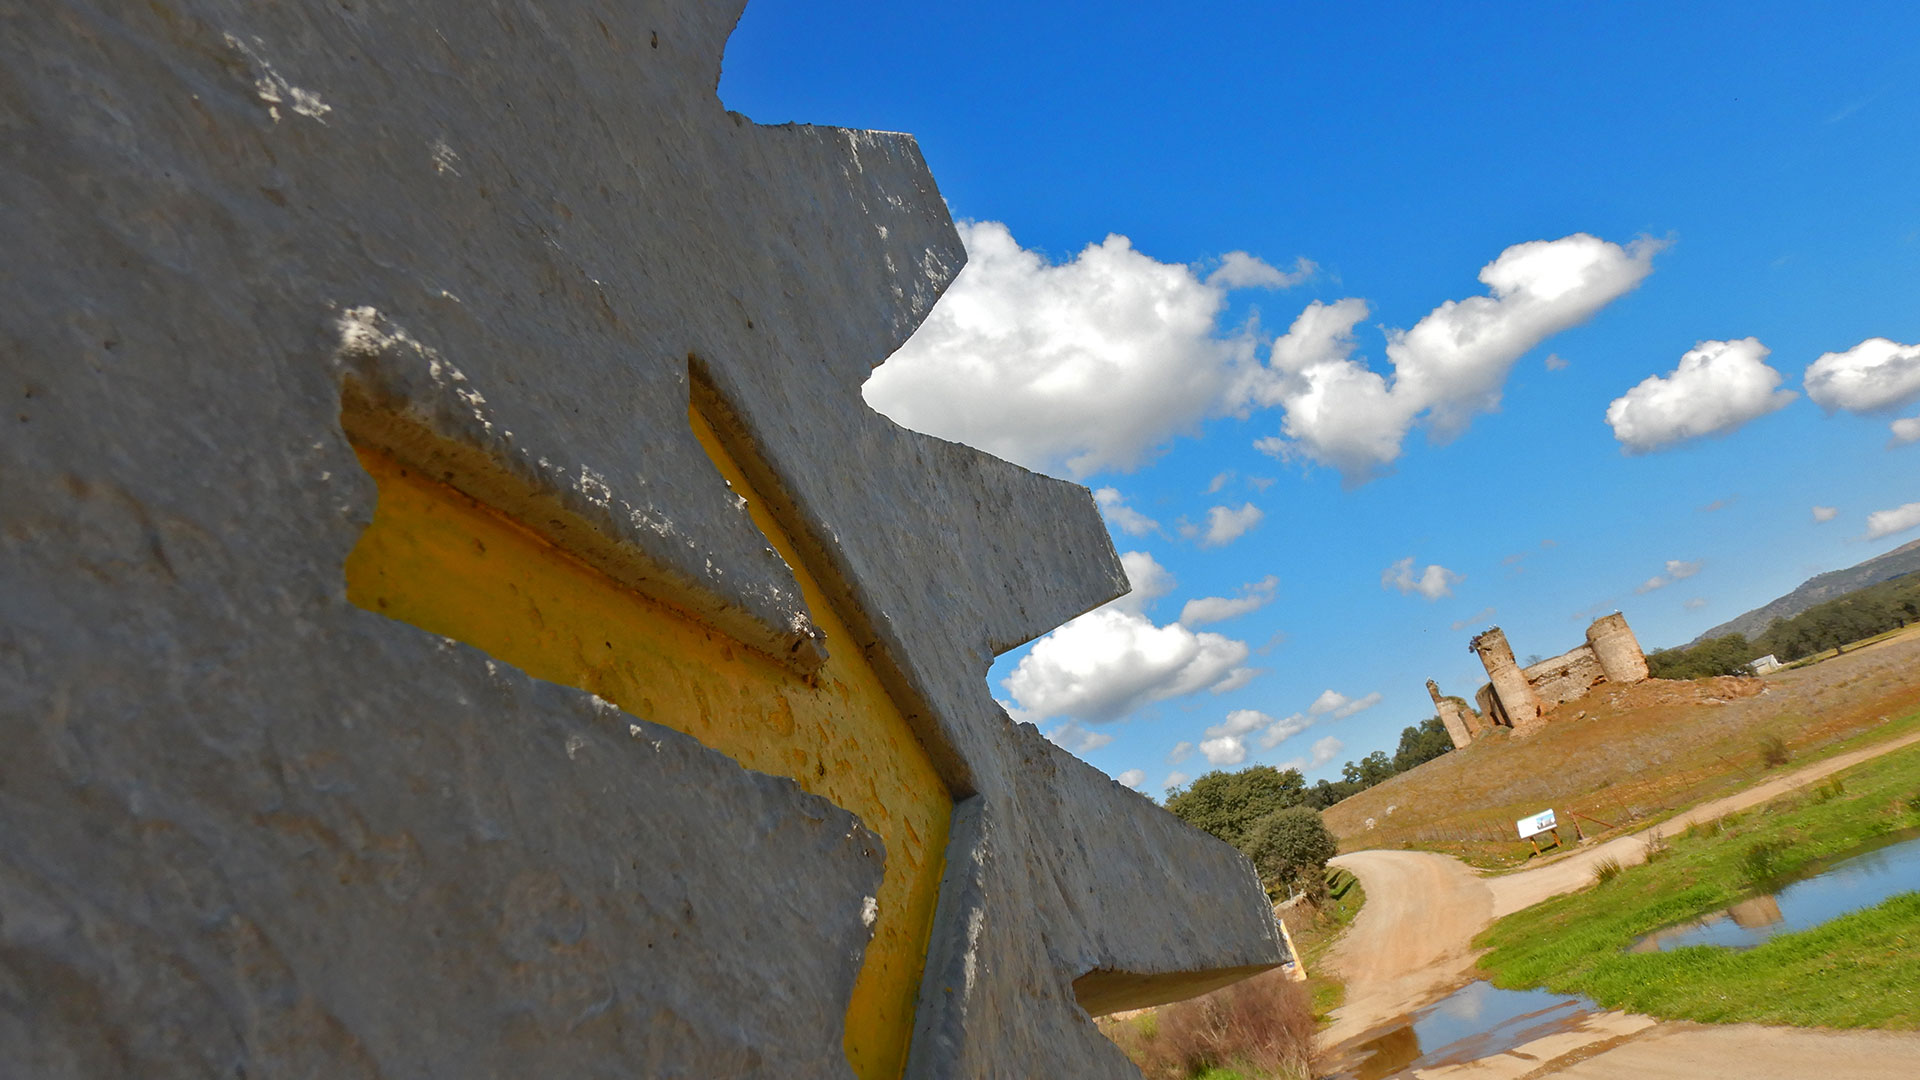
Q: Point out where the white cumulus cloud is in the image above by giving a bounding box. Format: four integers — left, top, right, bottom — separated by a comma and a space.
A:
1812, 505, 1839, 523
1180, 575, 1280, 627
1246, 234, 1660, 481
1003, 601, 1253, 725
1163, 770, 1191, 792
1284, 735, 1346, 772
1892, 417, 1920, 445
1094, 487, 1161, 537
1864, 501, 1920, 541
1308, 689, 1382, 719
865, 220, 1275, 477
1115, 768, 1146, 790
1206, 252, 1315, 291
1382, 557, 1462, 601
1605, 338, 1797, 452
1112, 550, 1176, 615
1804, 338, 1920, 414
1637, 559, 1704, 594
1196, 708, 1315, 766
1167, 741, 1194, 765
1198, 503, 1265, 547
1044, 721, 1114, 755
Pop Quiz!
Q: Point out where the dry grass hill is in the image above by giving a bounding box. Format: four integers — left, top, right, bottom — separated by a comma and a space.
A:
1324, 623, 1920, 866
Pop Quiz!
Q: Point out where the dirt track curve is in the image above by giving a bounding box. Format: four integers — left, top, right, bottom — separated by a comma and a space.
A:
1320, 728, 1920, 1078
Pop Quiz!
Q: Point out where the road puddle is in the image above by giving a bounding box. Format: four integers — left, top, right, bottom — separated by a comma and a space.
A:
1631, 827, 1920, 952
1324, 980, 1599, 1079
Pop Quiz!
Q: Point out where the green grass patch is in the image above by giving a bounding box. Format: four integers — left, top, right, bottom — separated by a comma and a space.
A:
1290, 869, 1364, 1026
1477, 739, 1920, 1029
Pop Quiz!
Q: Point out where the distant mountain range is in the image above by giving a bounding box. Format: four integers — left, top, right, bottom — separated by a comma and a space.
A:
1693, 538, 1920, 644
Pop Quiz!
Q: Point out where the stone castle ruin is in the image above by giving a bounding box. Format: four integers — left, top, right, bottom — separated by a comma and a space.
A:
1, 3, 1282, 1077
1428, 613, 1650, 746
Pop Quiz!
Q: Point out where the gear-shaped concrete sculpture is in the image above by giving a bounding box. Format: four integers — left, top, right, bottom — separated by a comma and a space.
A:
1, 2, 1284, 1076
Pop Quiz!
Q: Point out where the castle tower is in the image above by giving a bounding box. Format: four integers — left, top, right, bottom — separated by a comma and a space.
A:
1426, 679, 1475, 750
1470, 627, 1542, 732
1586, 612, 1649, 685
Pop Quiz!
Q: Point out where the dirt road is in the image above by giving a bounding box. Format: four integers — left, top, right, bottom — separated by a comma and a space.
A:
1315, 851, 1490, 1051
1321, 728, 1920, 1077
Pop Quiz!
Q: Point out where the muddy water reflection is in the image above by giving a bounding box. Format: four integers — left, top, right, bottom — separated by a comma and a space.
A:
1332, 981, 1598, 1079
1632, 828, 1920, 952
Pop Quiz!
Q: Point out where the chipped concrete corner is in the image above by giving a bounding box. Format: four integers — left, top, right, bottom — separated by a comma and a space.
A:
2, 2, 1282, 1078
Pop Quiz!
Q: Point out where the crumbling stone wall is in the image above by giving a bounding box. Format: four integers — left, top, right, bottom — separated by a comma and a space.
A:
1439, 614, 1651, 744
0, 3, 1284, 1078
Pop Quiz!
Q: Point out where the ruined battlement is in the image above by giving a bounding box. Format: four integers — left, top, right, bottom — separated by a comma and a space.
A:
1434, 614, 1650, 744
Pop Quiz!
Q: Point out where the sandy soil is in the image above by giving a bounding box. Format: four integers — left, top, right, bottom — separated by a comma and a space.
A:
1320, 725, 1920, 1077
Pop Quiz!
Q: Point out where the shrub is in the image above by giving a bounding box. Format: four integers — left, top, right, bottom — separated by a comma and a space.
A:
1245, 807, 1339, 901
1812, 776, 1846, 804
1758, 735, 1791, 768
1110, 969, 1315, 1080
1643, 831, 1671, 863
1741, 839, 1788, 888
1591, 857, 1624, 885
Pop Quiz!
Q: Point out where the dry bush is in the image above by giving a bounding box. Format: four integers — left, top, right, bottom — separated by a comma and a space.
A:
1591, 856, 1624, 885
1758, 734, 1791, 768
1110, 969, 1315, 1080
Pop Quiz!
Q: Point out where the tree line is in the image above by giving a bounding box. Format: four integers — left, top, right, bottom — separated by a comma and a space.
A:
1160, 716, 1455, 896
1649, 570, 1920, 677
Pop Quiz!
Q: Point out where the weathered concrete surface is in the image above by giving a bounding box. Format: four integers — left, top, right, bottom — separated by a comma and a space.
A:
1, 2, 1282, 1077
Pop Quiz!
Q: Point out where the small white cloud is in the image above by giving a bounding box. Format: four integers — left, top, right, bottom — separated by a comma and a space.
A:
1605, 338, 1797, 452
1637, 558, 1704, 594
1545, 353, 1570, 371
1044, 720, 1114, 755
1198, 734, 1247, 766
1196, 708, 1314, 766
1163, 770, 1191, 792
1308, 689, 1382, 719
1864, 501, 1920, 541
1167, 741, 1194, 765
1209, 666, 1261, 695
1094, 488, 1162, 537
1115, 768, 1146, 790
1206, 252, 1316, 291
1199, 503, 1265, 547
1257, 712, 1312, 749
1892, 417, 1920, 445
1683, 597, 1709, 611
1179, 575, 1280, 627
1804, 338, 1920, 413
1812, 505, 1839, 523
1246, 234, 1661, 482
1382, 556, 1462, 601
1307, 690, 1347, 716
1004, 603, 1252, 724
1309, 736, 1344, 767
1206, 470, 1234, 494
1285, 735, 1346, 772
1333, 691, 1383, 719
1111, 550, 1176, 615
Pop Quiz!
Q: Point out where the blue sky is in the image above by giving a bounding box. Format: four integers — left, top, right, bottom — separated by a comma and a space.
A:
720, 2, 1920, 794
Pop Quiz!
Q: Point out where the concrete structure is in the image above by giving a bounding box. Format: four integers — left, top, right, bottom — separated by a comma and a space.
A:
1436, 615, 1651, 742
0, 4, 1283, 1078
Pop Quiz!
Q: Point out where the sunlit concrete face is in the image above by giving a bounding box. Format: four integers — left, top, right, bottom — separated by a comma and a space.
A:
344, 410, 950, 1080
